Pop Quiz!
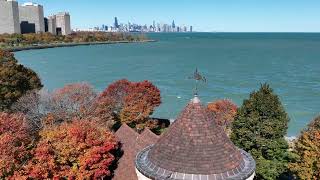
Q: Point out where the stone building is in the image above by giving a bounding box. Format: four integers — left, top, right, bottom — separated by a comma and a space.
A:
55, 12, 71, 35
135, 96, 256, 180
19, 2, 45, 33
0, 0, 20, 34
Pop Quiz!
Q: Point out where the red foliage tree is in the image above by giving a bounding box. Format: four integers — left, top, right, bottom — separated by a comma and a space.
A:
207, 99, 238, 134
120, 80, 161, 125
12, 120, 119, 180
94, 79, 161, 129
0, 113, 31, 179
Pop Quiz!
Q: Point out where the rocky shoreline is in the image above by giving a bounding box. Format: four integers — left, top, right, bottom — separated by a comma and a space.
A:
4, 39, 156, 52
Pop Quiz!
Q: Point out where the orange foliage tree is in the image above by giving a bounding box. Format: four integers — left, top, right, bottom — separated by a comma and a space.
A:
120, 81, 161, 126
12, 120, 119, 180
289, 115, 320, 179
207, 99, 238, 134
94, 79, 161, 129
0, 113, 31, 179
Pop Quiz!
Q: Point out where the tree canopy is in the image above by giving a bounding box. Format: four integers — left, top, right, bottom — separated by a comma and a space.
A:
0, 49, 42, 111
231, 83, 292, 180
289, 115, 320, 179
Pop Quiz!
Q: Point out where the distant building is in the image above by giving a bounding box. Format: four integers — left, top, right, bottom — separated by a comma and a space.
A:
55, 12, 71, 35
47, 15, 56, 35
190, 25, 193, 32
0, 0, 20, 34
114, 17, 119, 28
19, 2, 45, 33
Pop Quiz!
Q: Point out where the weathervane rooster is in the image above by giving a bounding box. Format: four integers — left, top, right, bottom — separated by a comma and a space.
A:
189, 68, 207, 96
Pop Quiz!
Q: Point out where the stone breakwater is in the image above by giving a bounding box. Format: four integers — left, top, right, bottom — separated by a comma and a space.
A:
5, 39, 156, 52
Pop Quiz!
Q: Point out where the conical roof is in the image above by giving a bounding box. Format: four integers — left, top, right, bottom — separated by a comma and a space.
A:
135, 96, 255, 180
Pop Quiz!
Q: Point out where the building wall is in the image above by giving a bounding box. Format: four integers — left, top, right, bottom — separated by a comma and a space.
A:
135, 168, 255, 180
55, 12, 71, 35
135, 168, 151, 180
19, 4, 45, 33
0, 0, 20, 34
48, 15, 56, 35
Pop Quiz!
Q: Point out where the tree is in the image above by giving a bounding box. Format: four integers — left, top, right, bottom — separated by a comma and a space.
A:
11, 89, 52, 134
51, 82, 97, 121
120, 80, 161, 126
0, 113, 31, 179
94, 79, 161, 130
289, 116, 320, 179
12, 83, 97, 133
230, 83, 291, 180
12, 120, 119, 180
0, 49, 42, 111
207, 99, 237, 135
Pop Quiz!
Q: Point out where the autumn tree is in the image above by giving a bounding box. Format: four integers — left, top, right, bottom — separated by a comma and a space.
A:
0, 49, 42, 111
207, 99, 237, 135
0, 113, 31, 179
95, 79, 161, 130
231, 84, 292, 180
11, 89, 52, 134
120, 80, 161, 126
289, 115, 320, 179
51, 82, 97, 121
12, 120, 119, 180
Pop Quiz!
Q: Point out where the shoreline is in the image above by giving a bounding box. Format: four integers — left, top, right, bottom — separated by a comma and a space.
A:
4, 39, 156, 52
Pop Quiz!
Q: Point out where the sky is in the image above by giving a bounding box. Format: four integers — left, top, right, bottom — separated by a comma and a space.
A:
17, 0, 320, 32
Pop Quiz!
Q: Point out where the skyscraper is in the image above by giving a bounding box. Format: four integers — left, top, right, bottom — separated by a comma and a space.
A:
114, 17, 119, 28
172, 20, 175, 29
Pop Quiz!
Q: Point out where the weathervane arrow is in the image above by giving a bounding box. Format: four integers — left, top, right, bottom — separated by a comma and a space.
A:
188, 68, 207, 96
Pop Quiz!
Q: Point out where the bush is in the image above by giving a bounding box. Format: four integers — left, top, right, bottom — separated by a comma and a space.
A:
231, 83, 292, 180
289, 115, 320, 179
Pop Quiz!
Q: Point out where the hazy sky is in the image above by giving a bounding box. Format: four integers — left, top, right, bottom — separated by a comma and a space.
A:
17, 0, 320, 32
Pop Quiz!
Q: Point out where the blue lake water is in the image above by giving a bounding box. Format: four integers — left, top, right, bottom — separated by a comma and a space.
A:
15, 33, 320, 136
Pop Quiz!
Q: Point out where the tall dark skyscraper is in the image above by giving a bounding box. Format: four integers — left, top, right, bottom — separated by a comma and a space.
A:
172, 20, 175, 28
114, 17, 119, 28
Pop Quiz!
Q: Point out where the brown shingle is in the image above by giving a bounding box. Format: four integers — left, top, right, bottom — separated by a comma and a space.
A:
148, 97, 245, 175
113, 124, 158, 180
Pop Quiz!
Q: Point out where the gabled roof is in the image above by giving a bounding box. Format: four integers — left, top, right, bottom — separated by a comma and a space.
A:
135, 96, 256, 180
113, 124, 159, 180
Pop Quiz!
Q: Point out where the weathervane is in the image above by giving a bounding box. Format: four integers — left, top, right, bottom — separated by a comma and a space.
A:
188, 68, 207, 96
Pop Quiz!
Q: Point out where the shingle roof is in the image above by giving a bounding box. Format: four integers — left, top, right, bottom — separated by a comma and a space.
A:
135, 96, 256, 180
114, 124, 159, 180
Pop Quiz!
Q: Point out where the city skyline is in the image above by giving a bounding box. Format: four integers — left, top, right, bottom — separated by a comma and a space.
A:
15, 0, 320, 32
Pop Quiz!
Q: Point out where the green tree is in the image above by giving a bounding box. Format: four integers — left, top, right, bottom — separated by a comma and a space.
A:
0, 50, 42, 111
231, 83, 291, 180
289, 115, 320, 180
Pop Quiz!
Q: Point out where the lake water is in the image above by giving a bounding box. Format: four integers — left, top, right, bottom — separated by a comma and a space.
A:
15, 33, 320, 136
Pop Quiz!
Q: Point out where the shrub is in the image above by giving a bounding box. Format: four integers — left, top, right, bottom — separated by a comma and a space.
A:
231, 83, 292, 180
